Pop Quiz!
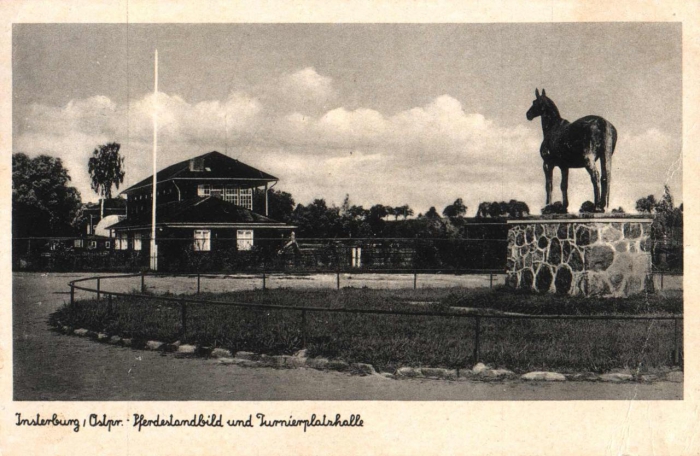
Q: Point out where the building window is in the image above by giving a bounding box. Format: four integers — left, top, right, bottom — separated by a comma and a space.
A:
197, 184, 211, 197
116, 233, 128, 250
105, 241, 111, 249
133, 233, 142, 251
197, 185, 253, 210
74, 239, 84, 248
237, 230, 253, 251
351, 247, 362, 268
193, 230, 211, 251
239, 188, 253, 210
89, 241, 97, 250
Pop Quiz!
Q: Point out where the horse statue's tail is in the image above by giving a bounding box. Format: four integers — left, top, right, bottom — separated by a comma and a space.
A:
600, 120, 617, 208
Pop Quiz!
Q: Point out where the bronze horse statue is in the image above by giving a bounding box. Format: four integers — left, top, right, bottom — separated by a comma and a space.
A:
526, 89, 617, 212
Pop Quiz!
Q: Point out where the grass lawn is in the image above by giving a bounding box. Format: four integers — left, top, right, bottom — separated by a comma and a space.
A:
50, 287, 682, 373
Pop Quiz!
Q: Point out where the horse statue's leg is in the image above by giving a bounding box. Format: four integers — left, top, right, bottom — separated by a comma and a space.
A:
599, 123, 615, 210
560, 167, 569, 211
543, 162, 554, 206
584, 155, 601, 209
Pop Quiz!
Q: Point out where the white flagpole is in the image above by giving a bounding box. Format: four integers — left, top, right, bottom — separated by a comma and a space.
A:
150, 49, 158, 271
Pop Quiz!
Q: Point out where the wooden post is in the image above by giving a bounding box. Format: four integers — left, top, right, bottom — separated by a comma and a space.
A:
262, 271, 267, 291
70, 283, 75, 307
661, 272, 664, 291
301, 309, 307, 348
107, 293, 113, 316
180, 299, 187, 342
141, 271, 146, 293
197, 273, 201, 295
413, 271, 417, 290
473, 316, 481, 364
489, 272, 494, 289
96, 277, 101, 301
336, 271, 340, 290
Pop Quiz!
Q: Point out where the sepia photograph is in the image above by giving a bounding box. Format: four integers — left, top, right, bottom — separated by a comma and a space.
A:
11, 22, 684, 403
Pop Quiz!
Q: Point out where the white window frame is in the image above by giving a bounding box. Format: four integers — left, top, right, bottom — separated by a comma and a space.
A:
351, 247, 362, 268
74, 239, 84, 248
237, 230, 254, 251
133, 233, 142, 251
115, 233, 128, 250
89, 241, 97, 250
193, 230, 211, 251
197, 184, 211, 197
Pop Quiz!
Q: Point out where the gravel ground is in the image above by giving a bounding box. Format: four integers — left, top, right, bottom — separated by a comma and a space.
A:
13, 272, 682, 401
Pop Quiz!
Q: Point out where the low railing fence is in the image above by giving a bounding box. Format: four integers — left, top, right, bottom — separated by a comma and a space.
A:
68, 273, 684, 366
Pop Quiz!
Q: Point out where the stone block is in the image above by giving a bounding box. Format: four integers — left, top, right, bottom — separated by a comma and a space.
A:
211, 348, 233, 358
535, 265, 553, 292
588, 245, 615, 271
482, 369, 515, 379
396, 367, 422, 378
599, 373, 633, 382
108, 335, 122, 345
666, 371, 683, 383
146, 340, 165, 351
472, 362, 489, 374
554, 266, 573, 294
177, 344, 197, 355
234, 351, 256, 360
74, 328, 90, 337
97, 333, 110, 342
351, 363, 377, 376
306, 357, 330, 369
327, 360, 350, 371
548, 238, 562, 264
521, 371, 566, 381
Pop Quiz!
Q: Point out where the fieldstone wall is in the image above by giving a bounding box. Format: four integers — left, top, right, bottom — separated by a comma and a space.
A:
506, 218, 653, 297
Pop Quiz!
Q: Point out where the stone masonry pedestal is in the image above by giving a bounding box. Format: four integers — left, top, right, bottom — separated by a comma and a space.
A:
506, 215, 654, 297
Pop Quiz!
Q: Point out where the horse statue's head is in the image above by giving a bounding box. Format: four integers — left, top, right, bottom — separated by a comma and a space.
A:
526, 88, 549, 121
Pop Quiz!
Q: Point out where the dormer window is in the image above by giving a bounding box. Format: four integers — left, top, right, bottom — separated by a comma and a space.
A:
189, 157, 205, 172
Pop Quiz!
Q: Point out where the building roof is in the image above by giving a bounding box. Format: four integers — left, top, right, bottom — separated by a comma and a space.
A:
107, 196, 292, 230
122, 151, 278, 194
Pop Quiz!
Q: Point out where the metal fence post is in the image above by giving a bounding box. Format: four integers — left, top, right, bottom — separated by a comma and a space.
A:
301, 309, 307, 348
96, 277, 101, 301
197, 273, 201, 295
180, 299, 187, 342
336, 269, 340, 290
141, 271, 146, 293
661, 272, 664, 291
413, 271, 417, 290
473, 316, 481, 364
674, 318, 680, 365
489, 272, 493, 289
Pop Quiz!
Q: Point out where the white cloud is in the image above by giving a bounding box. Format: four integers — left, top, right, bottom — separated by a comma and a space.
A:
15, 69, 681, 215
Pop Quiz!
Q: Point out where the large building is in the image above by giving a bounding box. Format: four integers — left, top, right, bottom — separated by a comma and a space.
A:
109, 151, 293, 269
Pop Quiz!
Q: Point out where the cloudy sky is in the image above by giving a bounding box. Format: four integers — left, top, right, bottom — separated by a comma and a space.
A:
13, 23, 681, 215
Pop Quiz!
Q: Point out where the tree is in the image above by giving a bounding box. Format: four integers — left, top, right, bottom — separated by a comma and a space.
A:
396, 204, 414, 220
476, 200, 529, 218
253, 188, 295, 222
13, 153, 82, 237
635, 194, 657, 214
88, 142, 125, 217
442, 198, 467, 218
425, 206, 441, 219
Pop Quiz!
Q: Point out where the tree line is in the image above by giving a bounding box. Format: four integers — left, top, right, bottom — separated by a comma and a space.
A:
12, 145, 682, 244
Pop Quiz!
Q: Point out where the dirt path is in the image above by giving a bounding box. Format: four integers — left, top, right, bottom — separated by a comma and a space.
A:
13, 272, 682, 401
